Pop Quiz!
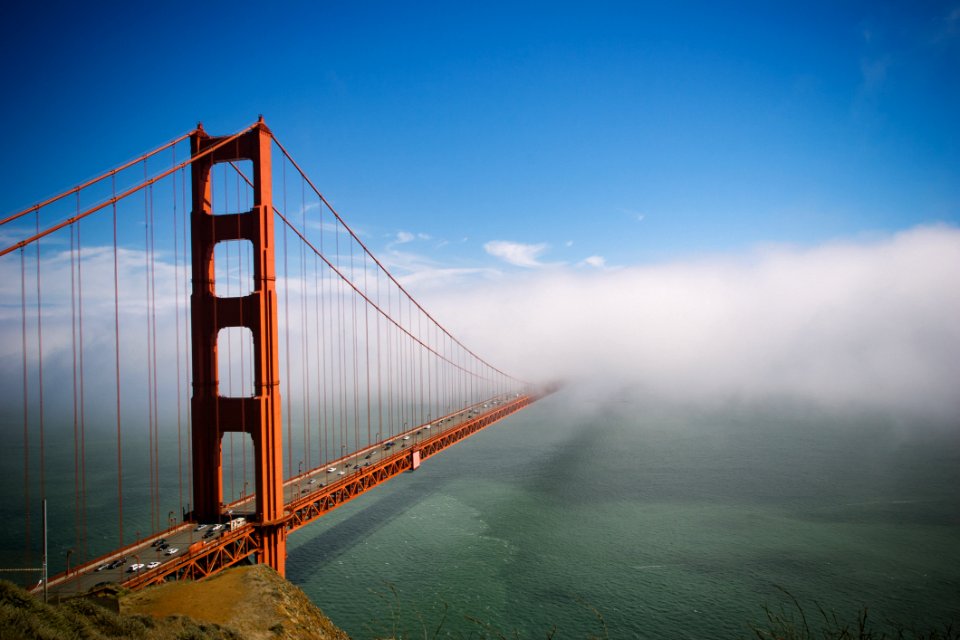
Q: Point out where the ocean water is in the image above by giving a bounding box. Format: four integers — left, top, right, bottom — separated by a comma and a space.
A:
2, 388, 957, 638
285, 389, 960, 638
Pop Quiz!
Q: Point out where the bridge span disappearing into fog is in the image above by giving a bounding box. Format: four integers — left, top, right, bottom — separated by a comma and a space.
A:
0, 119, 552, 598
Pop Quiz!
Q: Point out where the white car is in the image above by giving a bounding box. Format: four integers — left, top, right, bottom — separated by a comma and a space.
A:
146, 561, 161, 569
212, 524, 224, 531
195, 524, 207, 531
126, 563, 145, 573
164, 547, 179, 556
326, 467, 336, 473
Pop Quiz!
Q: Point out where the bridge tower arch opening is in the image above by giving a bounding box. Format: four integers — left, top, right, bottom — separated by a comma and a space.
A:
189, 120, 287, 576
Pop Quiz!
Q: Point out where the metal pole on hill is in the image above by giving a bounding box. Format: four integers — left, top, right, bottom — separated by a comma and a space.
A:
42, 499, 47, 603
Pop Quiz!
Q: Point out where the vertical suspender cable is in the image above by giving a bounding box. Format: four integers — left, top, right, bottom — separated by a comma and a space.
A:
310, 192, 322, 468
385, 278, 392, 438
210, 166, 222, 511
20, 247, 30, 563
351, 240, 359, 452
336, 219, 345, 457
314, 249, 323, 466
34, 212, 46, 505
321, 206, 329, 466
77, 208, 88, 559
419, 308, 424, 428
70, 217, 80, 556
112, 175, 124, 545
173, 157, 185, 519
364, 251, 372, 447
150, 178, 161, 533
237, 166, 248, 494
224, 164, 235, 502
181, 165, 192, 515
282, 157, 292, 479
376, 266, 383, 442
144, 161, 156, 534
300, 177, 310, 472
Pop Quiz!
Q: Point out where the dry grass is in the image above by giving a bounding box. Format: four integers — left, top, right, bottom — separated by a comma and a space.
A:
122, 564, 349, 640
0, 578, 240, 640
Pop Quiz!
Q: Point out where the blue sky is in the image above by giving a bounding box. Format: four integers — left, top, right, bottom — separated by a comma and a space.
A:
1, 2, 960, 421
2, 1, 958, 272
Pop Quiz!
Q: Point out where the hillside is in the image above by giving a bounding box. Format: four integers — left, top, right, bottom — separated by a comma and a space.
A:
122, 564, 349, 640
0, 565, 349, 640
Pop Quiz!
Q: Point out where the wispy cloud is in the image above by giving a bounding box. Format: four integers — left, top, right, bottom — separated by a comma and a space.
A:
618, 207, 646, 222
932, 5, 960, 44
391, 230, 434, 246
377, 246, 502, 291
580, 255, 606, 268
484, 240, 549, 268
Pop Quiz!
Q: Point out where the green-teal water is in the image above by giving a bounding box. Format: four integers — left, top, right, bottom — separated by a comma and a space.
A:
285, 390, 960, 638
2, 388, 958, 637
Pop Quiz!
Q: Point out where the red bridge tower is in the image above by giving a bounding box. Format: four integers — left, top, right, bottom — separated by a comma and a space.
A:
189, 120, 287, 576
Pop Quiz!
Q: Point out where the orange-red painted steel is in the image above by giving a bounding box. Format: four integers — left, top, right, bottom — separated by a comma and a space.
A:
41, 393, 545, 595
189, 120, 287, 576
286, 394, 534, 530
22, 119, 550, 597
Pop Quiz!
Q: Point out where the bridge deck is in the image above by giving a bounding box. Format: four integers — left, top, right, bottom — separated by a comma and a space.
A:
41, 393, 536, 597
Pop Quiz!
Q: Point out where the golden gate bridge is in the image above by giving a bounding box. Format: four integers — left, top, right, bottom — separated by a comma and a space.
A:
0, 118, 549, 598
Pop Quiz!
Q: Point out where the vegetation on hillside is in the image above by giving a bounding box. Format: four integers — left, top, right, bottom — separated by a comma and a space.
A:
0, 579, 240, 640
2, 576, 957, 640
747, 588, 958, 640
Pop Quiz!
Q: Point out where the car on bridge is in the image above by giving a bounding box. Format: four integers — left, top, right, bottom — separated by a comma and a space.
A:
127, 563, 145, 573
164, 547, 179, 556
146, 561, 161, 569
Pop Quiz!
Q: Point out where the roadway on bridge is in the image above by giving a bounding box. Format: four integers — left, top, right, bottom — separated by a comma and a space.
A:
43, 395, 520, 598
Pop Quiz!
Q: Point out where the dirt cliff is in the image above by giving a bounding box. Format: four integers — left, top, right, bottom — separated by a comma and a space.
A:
121, 564, 349, 640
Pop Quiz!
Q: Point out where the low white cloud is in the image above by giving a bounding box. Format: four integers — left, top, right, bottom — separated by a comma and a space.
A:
484, 240, 548, 268
426, 225, 960, 421
580, 255, 606, 268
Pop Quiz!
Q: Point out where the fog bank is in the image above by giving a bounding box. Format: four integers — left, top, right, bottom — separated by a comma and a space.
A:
421, 225, 960, 421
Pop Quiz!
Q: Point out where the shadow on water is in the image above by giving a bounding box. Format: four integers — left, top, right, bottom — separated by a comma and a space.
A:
286, 470, 451, 580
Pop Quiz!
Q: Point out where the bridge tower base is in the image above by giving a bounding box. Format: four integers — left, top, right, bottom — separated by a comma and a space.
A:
189, 119, 287, 576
